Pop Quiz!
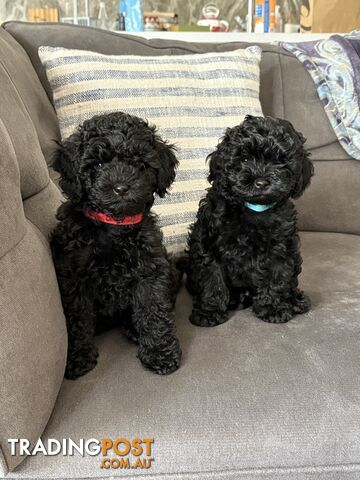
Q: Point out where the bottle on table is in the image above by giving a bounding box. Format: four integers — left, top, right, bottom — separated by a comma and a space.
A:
97, 1, 109, 30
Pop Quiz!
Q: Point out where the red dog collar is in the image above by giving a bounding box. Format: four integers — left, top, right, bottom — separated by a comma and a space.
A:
84, 210, 144, 226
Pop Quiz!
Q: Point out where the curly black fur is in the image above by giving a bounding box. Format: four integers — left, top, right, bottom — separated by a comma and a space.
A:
186, 115, 314, 327
51, 112, 181, 379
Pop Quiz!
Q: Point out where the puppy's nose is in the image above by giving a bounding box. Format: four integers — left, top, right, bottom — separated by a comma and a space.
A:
113, 184, 129, 195
254, 178, 270, 189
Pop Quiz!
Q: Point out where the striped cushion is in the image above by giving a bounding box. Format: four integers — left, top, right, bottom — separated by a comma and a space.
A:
39, 46, 263, 252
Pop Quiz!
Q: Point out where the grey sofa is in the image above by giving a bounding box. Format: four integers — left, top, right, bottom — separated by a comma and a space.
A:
0, 21, 359, 480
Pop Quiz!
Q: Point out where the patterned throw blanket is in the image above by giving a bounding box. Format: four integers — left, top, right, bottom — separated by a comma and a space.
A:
282, 31, 360, 160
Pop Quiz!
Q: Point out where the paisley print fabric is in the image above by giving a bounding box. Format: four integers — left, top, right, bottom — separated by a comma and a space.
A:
283, 32, 360, 160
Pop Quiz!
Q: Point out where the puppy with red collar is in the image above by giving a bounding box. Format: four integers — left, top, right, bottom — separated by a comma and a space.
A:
51, 112, 181, 379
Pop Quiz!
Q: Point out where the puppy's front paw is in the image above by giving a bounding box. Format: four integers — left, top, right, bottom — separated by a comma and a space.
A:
253, 304, 294, 324
138, 337, 181, 375
190, 308, 229, 327
65, 347, 98, 380
292, 290, 311, 314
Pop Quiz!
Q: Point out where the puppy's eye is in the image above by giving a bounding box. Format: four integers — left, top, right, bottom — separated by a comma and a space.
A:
242, 158, 248, 163
97, 163, 103, 168
138, 162, 146, 171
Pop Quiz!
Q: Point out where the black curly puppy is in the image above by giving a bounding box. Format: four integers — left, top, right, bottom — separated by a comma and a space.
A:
51, 112, 181, 379
186, 115, 314, 327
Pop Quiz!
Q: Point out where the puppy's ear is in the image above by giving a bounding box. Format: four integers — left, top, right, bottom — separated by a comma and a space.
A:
153, 136, 178, 197
208, 130, 233, 182
53, 131, 83, 202
277, 120, 314, 199
208, 150, 225, 183
291, 151, 314, 199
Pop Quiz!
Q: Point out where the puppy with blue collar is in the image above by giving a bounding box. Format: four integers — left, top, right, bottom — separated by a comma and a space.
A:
186, 115, 314, 326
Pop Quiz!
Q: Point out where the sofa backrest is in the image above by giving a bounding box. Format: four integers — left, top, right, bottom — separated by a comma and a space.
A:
4, 21, 359, 237
0, 27, 67, 474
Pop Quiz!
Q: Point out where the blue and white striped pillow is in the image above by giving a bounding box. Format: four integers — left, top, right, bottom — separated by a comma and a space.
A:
39, 46, 263, 252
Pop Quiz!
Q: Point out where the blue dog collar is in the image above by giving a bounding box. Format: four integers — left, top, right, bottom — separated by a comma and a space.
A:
244, 201, 276, 212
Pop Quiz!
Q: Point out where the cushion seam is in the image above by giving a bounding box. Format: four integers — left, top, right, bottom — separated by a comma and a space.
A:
0, 228, 27, 262
308, 158, 354, 161
36, 462, 360, 480
308, 140, 342, 151
3, 22, 289, 55
22, 178, 51, 202
299, 229, 360, 237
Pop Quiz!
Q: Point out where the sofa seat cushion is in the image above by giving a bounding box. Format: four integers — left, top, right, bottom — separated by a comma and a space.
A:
8, 231, 360, 479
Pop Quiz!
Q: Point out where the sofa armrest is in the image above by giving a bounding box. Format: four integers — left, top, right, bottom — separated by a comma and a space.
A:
0, 119, 67, 474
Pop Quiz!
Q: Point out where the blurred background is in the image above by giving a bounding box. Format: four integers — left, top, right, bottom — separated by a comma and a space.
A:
0, 0, 358, 34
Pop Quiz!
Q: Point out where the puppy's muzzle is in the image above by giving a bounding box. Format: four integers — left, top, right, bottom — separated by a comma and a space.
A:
254, 178, 270, 190
113, 184, 129, 196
